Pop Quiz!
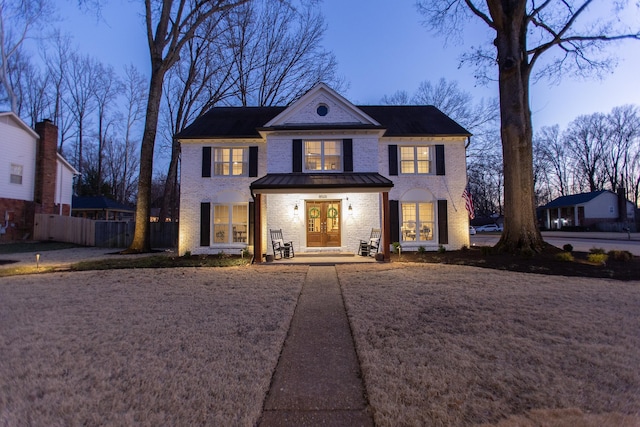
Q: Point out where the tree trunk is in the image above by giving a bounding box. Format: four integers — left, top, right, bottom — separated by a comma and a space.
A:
492, 6, 544, 254
125, 65, 166, 253
159, 140, 180, 223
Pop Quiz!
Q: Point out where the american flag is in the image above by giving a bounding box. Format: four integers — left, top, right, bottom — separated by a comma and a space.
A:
462, 187, 475, 219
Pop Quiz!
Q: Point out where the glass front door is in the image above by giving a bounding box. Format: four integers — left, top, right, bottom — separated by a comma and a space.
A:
306, 200, 341, 247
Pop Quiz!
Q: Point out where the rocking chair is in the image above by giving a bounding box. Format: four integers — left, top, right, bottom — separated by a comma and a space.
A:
270, 229, 294, 259
358, 228, 381, 257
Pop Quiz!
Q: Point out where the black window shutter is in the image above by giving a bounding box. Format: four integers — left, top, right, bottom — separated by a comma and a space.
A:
248, 146, 258, 177
343, 139, 353, 172
248, 201, 254, 245
200, 202, 211, 246
390, 200, 399, 243
292, 139, 302, 172
388, 145, 398, 176
202, 147, 212, 177
437, 200, 448, 244
435, 145, 445, 175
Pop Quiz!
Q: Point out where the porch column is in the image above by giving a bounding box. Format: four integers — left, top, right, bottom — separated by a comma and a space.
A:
382, 191, 391, 262
254, 193, 262, 263
546, 209, 551, 230
557, 208, 561, 229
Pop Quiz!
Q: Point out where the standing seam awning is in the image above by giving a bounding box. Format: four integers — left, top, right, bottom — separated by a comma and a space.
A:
250, 173, 394, 194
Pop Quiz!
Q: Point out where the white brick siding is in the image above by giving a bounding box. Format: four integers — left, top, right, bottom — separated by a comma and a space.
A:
178, 86, 470, 256
380, 138, 470, 251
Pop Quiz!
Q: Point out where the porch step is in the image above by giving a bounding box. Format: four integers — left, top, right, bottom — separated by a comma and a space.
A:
297, 252, 355, 258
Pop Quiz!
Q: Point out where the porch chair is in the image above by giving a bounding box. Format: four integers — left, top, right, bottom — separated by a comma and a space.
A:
270, 229, 294, 259
358, 228, 381, 257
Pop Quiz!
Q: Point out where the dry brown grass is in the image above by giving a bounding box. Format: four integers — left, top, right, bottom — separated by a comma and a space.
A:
0, 266, 306, 426
3, 262, 640, 426
337, 263, 640, 427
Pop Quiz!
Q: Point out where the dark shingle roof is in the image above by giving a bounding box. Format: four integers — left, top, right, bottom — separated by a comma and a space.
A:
542, 190, 610, 209
359, 105, 470, 136
250, 173, 393, 191
176, 107, 286, 139
72, 196, 135, 212
175, 105, 471, 139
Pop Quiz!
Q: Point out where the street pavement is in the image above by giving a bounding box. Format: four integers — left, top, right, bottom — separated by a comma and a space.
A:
471, 231, 640, 256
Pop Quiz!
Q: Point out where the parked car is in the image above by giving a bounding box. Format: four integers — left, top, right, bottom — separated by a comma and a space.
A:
469, 226, 476, 235
475, 223, 502, 232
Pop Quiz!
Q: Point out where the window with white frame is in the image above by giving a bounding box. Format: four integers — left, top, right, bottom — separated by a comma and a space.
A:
400, 146, 432, 174
10, 164, 23, 184
214, 148, 247, 176
213, 204, 248, 244
304, 140, 342, 171
401, 202, 434, 242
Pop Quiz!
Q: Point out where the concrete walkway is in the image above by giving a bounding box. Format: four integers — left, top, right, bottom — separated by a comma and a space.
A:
259, 266, 373, 426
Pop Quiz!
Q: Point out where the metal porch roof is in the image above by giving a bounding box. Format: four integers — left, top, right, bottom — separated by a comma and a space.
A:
250, 173, 393, 194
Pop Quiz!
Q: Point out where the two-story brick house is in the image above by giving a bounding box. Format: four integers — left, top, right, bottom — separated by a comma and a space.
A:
176, 83, 471, 261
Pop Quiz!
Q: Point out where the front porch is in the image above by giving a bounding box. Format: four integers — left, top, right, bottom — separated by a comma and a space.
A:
261, 251, 379, 265
250, 173, 393, 263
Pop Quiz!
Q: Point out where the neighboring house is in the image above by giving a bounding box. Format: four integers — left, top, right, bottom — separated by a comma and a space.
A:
0, 112, 78, 241
71, 196, 135, 221
540, 189, 637, 231
176, 83, 472, 261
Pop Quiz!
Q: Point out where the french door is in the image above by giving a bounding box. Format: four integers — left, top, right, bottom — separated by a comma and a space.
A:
306, 200, 341, 247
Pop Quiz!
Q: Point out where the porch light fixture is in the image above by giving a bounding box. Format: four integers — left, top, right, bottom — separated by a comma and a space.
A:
348, 203, 353, 216
294, 204, 299, 217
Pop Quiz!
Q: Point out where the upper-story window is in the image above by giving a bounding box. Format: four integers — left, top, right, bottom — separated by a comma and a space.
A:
214, 148, 246, 176
10, 163, 23, 184
400, 146, 432, 174
305, 140, 342, 172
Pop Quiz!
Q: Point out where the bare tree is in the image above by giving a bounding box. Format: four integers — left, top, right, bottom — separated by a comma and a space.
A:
120, 0, 253, 253
532, 136, 553, 206
157, 0, 341, 225
535, 125, 570, 198
380, 90, 410, 106
92, 62, 123, 195
225, 0, 341, 106
564, 113, 609, 193
604, 105, 640, 193
0, 0, 51, 112
19, 58, 52, 127
158, 14, 235, 223
116, 64, 147, 204
63, 52, 99, 174
42, 31, 75, 153
417, 0, 640, 253
103, 126, 140, 204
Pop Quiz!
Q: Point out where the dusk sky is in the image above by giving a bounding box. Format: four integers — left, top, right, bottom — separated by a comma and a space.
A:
56, 0, 639, 131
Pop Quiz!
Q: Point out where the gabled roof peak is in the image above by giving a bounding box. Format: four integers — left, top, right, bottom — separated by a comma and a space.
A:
264, 82, 381, 128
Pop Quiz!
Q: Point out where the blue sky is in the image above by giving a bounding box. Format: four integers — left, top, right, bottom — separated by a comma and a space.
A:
58, 0, 639, 131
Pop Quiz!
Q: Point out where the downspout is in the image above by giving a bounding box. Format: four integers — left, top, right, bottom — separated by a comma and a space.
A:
250, 188, 257, 264
247, 187, 262, 264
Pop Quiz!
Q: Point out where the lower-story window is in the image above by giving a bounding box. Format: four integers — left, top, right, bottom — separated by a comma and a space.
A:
401, 202, 434, 242
213, 204, 248, 243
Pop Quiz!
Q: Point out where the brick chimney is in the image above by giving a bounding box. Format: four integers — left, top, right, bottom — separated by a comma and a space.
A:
34, 119, 58, 214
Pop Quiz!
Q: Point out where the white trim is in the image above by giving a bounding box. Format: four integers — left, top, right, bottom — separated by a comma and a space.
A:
264, 83, 381, 127
57, 153, 79, 175
0, 112, 39, 139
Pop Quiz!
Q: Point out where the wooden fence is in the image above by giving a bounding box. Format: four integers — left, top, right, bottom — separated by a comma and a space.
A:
34, 214, 177, 248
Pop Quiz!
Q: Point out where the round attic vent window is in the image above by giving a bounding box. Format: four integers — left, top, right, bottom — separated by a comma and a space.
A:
316, 104, 328, 116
